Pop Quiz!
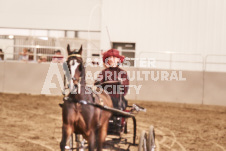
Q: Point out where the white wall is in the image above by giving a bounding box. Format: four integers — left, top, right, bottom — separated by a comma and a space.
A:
0, 61, 226, 106
0, 0, 101, 31
101, 0, 226, 56
1, 0, 226, 54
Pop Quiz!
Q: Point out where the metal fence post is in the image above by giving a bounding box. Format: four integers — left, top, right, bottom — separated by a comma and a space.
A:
34, 47, 37, 62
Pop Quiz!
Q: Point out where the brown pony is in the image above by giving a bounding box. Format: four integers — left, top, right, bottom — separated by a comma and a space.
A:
60, 44, 113, 151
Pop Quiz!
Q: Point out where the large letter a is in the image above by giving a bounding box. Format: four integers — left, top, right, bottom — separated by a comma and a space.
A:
41, 63, 64, 95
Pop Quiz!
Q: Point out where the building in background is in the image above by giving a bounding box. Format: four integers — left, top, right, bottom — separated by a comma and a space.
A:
0, 0, 226, 71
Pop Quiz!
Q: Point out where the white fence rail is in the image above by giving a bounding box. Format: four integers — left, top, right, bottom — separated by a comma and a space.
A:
204, 54, 226, 72
1, 45, 226, 73
139, 51, 204, 71
1, 45, 101, 63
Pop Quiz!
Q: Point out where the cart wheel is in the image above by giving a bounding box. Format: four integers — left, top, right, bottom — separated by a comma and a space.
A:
69, 134, 73, 151
138, 130, 148, 151
148, 125, 155, 151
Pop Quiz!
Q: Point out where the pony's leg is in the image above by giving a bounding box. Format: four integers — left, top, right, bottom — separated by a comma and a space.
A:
60, 124, 73, 151
88, 130, 95, 151
97, 121, 108, 151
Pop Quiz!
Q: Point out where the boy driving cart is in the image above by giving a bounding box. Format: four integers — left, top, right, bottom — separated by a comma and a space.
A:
94, 48, 129, 110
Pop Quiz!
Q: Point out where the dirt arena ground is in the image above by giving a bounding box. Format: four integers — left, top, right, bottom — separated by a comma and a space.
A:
0, 93, 225, 151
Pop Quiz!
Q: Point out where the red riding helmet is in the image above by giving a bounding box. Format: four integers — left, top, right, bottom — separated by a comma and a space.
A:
102, 49, 125, 64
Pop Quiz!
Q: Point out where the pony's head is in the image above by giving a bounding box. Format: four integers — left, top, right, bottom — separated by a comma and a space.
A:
63, 44, 84, 93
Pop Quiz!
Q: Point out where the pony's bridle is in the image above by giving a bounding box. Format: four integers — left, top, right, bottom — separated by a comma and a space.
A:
65, 54, 83, 94
68, 54, 81, 58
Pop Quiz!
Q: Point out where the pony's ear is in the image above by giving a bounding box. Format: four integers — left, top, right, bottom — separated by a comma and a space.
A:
78, 45, 83, 55
67, 44, 71, 55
